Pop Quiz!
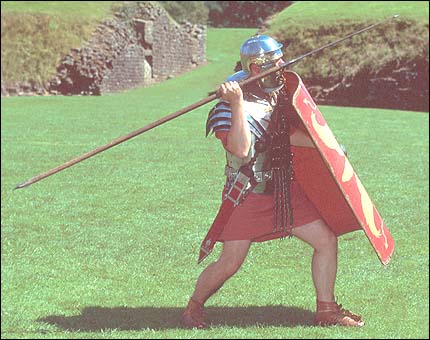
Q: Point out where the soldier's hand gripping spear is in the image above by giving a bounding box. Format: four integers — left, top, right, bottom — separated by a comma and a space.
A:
14, 15, 398, 190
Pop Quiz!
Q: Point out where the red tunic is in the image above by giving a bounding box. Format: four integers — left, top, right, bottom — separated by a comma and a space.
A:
215, 131, 322, 242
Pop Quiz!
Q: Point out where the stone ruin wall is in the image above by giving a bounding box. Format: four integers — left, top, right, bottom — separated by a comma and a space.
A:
3, 2, 206, 96
94, 5, 206, 95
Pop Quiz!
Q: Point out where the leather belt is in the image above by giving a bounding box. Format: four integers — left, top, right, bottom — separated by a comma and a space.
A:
225, 165, 272, 183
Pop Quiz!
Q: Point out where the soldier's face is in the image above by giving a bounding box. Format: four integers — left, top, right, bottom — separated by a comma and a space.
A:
257, 58, 285, 93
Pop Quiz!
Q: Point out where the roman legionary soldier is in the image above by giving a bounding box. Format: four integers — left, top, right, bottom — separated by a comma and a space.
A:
182, 34, 393, 329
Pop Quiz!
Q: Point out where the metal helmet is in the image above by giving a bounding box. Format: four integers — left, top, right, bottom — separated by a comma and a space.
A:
240, 35, 283, 73
240, 35, 284, 93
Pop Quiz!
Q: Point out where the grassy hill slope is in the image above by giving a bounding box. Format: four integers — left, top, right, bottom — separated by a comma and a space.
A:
2, 1, 428, 112
267, 1, 428, 29
1, 1, 119, 87
263, 1, 429, 111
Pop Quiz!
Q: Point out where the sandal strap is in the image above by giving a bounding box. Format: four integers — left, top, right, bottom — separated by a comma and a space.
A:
316, 300, 364, 326
182, 298, 208, 328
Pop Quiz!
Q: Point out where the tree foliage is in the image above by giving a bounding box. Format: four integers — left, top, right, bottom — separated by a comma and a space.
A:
159, 1, 209, 25
158, 1, 292, 27
206, 1, 292, 27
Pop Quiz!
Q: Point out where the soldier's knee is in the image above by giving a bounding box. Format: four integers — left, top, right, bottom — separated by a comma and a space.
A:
218, 256, 244, 277
320, 229, 338, 250
313, 225, 338, 252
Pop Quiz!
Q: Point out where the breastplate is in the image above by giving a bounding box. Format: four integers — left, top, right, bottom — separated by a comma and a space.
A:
206, 93, 276, 193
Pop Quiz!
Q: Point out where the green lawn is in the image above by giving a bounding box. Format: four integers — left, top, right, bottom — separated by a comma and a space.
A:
1, 27, 429, 339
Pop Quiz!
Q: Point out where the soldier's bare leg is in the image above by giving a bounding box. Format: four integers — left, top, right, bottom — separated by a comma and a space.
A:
292, 219, 364, 326
182, 240, 251, 328
292, 219, 338, 302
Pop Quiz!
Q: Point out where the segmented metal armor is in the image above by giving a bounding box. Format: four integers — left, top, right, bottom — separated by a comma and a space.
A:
206, 91, 273, 194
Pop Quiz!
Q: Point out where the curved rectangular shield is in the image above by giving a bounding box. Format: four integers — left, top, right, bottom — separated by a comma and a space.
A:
285, 71, 394, 265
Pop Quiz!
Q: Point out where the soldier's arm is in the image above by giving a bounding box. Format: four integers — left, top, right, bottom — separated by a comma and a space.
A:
219, 81, 251, 158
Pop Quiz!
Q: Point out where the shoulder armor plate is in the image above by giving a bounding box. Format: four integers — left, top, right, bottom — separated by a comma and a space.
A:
206, 98, 273, 139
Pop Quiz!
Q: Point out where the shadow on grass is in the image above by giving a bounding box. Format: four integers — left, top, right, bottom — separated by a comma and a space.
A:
38, 305, 315, 331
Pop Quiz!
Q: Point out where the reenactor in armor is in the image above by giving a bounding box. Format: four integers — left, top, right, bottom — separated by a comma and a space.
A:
182, 35, 364, 329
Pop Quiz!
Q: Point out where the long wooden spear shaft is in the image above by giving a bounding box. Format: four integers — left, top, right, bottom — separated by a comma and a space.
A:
14, 15, 398, 190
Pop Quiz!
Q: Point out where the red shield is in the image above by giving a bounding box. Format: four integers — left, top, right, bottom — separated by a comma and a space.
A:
285, 71, 394, 265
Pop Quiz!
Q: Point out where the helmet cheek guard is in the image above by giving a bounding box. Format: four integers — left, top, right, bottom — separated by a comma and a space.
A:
240, 35, 285, 93
258, 60, 285, 94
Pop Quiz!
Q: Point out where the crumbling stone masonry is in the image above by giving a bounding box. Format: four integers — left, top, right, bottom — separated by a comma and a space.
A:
49, 2, 206, 95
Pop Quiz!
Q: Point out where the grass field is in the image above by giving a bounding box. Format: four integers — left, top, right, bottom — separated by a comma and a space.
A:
1, 25, 429, 340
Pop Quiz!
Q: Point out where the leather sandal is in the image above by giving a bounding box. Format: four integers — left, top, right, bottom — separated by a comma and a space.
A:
181, 298, 208, 329
315, 300, 364, 327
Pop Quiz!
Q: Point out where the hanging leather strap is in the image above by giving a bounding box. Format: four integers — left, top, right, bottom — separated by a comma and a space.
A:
198, 164, 258, 264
